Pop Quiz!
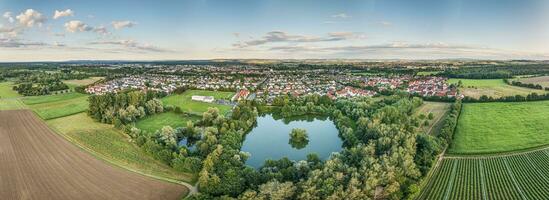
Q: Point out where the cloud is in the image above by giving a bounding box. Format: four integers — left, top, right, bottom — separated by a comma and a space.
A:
64, 20, 109, 35
233, 31, 366, 48
0, 26, 18, 38
0, 38, 47, 48
376, 21, 392, 27
64, 20, 92, 32
331, 13, 351, 19
16, 9, 46, 27
88, 39, 169, 52
111, 21, 136, 29
53, 9, 74, 19
3, 12, 14, 23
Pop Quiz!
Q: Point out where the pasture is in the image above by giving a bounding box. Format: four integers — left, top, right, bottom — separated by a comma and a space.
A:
0, 98, 27, 110
0, 81, 21, 98
162, 90, 234, 115
26, 93, 89, 120
0, 110, 188, 200
418, 148, 549, 200
448, 78, 546, 98
48, 113, 195, 183
414, 101, 450, 135
136, 112, 201, 133
63, 76, 104, 86
449, 101, 549, 154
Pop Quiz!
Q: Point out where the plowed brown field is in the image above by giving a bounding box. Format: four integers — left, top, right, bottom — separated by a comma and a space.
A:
0, 110, 188, 200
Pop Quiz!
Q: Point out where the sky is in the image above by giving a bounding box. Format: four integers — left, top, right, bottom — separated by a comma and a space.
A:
0, 0, 548, 61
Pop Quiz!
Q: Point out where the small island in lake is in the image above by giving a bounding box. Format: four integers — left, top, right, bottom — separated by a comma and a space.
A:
289, 128, 309, 149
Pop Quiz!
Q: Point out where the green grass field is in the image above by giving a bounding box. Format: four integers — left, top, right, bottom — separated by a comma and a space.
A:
135, 112, 200, 133
0, 82, 21, 98
0, 98, 27, 110
415, 101, 450, 135
47, 113, 195, 183
419, 148, 549, 199
448, 78, 546, 98
449, 101, 549, 154
63, 77, 103, 89
25, 93, 89, 120
515, 75, 549, 88
161, 90, 234, 115
417, 71, 442, 76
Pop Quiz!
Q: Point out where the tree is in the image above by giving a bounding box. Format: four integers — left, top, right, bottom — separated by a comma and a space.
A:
157, 126, 177, 147
289, 128, 309, 149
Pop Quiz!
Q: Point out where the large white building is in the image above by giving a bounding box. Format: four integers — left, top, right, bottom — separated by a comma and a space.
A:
191, 95, 215, 103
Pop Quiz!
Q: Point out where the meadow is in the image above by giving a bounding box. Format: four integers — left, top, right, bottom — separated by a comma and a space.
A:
63, 76, 104, 86
448, 78, 546, 98
47, 113, 195, 183
414, 101, 450, 135
26, 93, 89, 120
418, 148, 549, 200
161, 90, 234, 115
0, 82, 21, 98
515, 75, 549, 88
135, 112, 201, 133
449, 101, 549, 154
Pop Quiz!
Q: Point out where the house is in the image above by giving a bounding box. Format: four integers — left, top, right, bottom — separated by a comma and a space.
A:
191, 95, 215, 103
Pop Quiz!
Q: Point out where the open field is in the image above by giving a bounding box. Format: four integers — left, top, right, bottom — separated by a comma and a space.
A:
448, 78, 546, 98
136, 112, 201, 133
162, 90, 234, 115
0, 110, 188, 200
415, 101, 450, 135
0, 81, 20, 98
516, 75, 549, 88
449, 101, 549, 154
63, 76, 104, 87
26, 94, 89, 120
0, 98, 27, 110
417, 71, 442, 76
418, 148, 549, 200
48, 113, 195, 183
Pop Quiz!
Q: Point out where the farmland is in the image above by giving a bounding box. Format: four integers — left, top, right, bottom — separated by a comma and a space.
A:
136, 112, 201, 133
63, 76, 104, 87
0, 81, 20, 98
25, 93, 89, 120
414, 101, 450, 135
449, 101, 549, 154
48, 112, 195, 183
161, 90, 234, 115
515, 75, 549, 88
418, 148, 549, 200
448, 78, 546, 98
0, 110, 188, 199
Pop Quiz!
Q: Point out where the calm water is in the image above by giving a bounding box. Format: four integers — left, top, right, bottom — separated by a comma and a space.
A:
241, 114, 342, 168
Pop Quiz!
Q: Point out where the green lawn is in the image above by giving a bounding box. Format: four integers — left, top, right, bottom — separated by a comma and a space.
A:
26, 94, 89, 120
448, 101, 549, 154
0, 98, 27, 110
135, 112, 200, 133
0, 82, 21, 98
47, 113, 195, 183
448, 78, 546, 98
162, 90, 234, 115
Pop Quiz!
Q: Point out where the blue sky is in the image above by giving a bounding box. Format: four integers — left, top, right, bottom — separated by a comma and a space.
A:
0, 0, 548, 61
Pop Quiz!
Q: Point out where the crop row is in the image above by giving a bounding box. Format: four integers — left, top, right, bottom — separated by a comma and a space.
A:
418, 149, 549, 200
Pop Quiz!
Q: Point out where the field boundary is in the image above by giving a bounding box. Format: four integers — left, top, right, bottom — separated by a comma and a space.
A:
45, 114, 197, 196
445, 144, 549, 159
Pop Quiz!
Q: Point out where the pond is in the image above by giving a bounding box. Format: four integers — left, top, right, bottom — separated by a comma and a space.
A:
241, 114, 342, 168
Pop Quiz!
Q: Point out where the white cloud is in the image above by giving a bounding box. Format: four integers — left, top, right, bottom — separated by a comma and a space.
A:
376, 21, 392, 27
3, 12, 14, 23
64, 20, 92, 32
233, 31, 366, 48
111, 21, 136, 29
331, 13, 351, 19
93, 26, 109, 35
53, 9, 74, 19
88, 39, 169, 52
16, 9, 46, 27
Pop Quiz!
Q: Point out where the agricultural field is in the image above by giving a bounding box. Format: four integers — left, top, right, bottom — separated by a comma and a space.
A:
448, 78, 546, 98
0, 81, 20, 98
63, 76, 104, 86
414, 101, 450, 135
449, 101, 549, 154
0, 110, 188, 200
136, 112, 201, 133
162, 90, 234, 115
48, 112, 195, 183
0, 98, 27, 110
418, 148, 549, 200
25, 93, 89, 120
417, 71, 442, 76
515, 75, 549, 88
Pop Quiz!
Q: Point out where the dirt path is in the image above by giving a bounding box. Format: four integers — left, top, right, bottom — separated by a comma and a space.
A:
0, 110, 188, 200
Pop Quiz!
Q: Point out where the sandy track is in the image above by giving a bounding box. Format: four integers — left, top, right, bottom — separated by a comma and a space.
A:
0, 110, 188, 200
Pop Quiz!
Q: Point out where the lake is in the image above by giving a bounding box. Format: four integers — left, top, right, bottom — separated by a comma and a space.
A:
241, 114, 342, 168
